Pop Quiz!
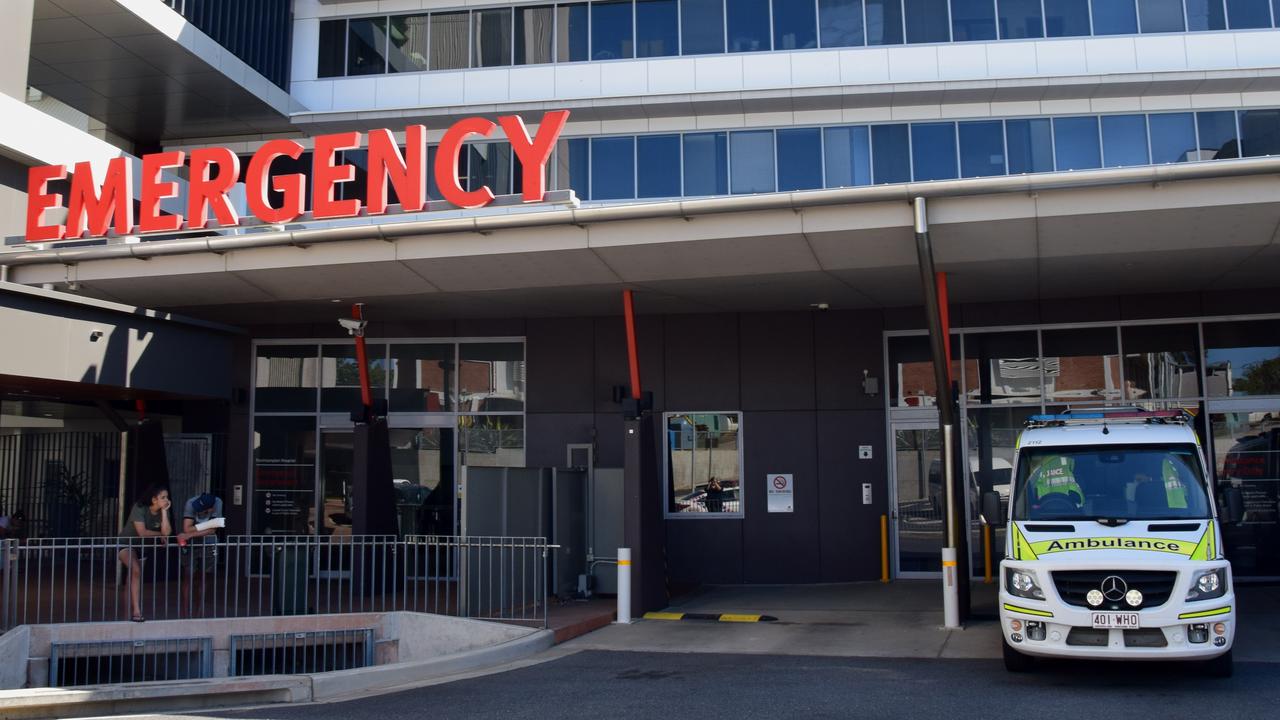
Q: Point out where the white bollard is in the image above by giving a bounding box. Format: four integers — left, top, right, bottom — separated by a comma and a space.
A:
942, 546, 960, 629
616, 547, 632, 624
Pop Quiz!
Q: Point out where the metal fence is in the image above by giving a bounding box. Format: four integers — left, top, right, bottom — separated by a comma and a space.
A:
49, 637, 212, 687
229, 629, 374, 676
0, 535, 552, 631
0, 431, 123, 538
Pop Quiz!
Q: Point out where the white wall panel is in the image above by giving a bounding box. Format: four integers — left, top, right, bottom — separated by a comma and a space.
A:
937, 44, 987, 81
1134, 35, 1188, 72
1184, 34, 1238, 70
292, 18, 320, 83
885, 46, 938, 82
462, 68, 511, 104
508, 66, 557, 101
420, 70, 466, 105
741, 54, 791, 90
600, 62, 649, 97
1235, 31, 1280, 68
1084, 37, 1138, 74
555, 64, 603, 98
839, 48, 890, 84
647, 57, 697, 93
330, 77, 378, 111
790, 51, 840, 87
1035, 39, 1088, 76
694, 56, 744, 92
376, 74, 421, 108
985, 42, 1038, 78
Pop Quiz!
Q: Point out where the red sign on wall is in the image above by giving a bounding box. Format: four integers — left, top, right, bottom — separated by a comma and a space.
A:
24, 109, 570, 242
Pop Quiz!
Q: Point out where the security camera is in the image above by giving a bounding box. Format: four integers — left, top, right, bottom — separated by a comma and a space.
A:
338, 317, 367, 337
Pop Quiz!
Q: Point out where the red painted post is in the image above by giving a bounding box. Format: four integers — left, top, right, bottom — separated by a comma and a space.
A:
622, 290, 642, 400
352, 303, 373, 412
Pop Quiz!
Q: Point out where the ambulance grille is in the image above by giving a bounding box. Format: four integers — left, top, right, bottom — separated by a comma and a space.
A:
1052, 570, 1177, 610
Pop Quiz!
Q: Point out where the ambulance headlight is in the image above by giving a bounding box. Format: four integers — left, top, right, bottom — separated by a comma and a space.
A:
1007, 568, 1045, 600
1186, 568, 1227, 601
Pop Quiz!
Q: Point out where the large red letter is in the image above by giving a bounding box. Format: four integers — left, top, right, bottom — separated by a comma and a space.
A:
312, 131, 362, 219
66, 157, 134, 238
435, 117, 496, 209
367, 126, 425, 215
500, 110, 569, 202
25, 164, 67, 242
246, 139, 306, 224
187, 147, 241, 229
137, 151, 186, 233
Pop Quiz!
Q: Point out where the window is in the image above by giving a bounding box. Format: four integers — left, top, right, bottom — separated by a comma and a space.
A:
473, 8, 513, 67
683, 132, 729, 196
1149, 112, 1197, 163
1122, 324, 1201, 401
1044, 0, 1091, 37
637, 0, 679, 57
682, 0, 726, 54
1203, 320, 1280, 397
555, 138, 590, 198
1006, 118, 1054, 174
665, 413, 743, 516
1138, 0, 1186, 32
889, 335, 960, 406
389, 344, 455, 411
1239, 109, 1280, 157
951, 0, 998, 41
321, 344, 389, 413
348, 16, 388, 75
637, 134, 682, 197
252, 416, 317, 535
911, 122, 959, 181
963, 331, 1041, 405
728, 0, 772, 52
729, 130, 776, 194
591, 136, 637, 199
388, 14, 430, 72
255, 345, 318, 412
997, 0, 1044, 38
1042, 327, 1122, 403
824, 125, 872, 187
459, 415, 525, 467
430, 11, 470, 69
318, 19, 346, 77
872, 124, 911, 184
866, 0, 905, 44
905, 0, 951, 43
1092, 0, 1138, 34
1197, 110, 1240, 159
820, 0, 867, 47
591, 0, 634, 60
959, 120, 1006, 177
1228, 0, 1273, 28
338, 150, 369, 204
556, 3, 590, 62
459, 343, 525, 412
1102, 114, 1150, 167
1186, 0, 1228, 30
776, 128, 824, 191
1053, 116, 1102, 170
468, 142, 513, 195
773, 0, 818, 50
515, 5, 555, 64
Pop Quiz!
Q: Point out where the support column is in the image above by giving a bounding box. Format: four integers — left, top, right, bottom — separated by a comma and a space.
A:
0, 0, 32, 102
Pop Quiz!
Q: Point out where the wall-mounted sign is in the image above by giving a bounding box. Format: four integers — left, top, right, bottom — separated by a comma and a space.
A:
24, 109, 571, 242
767, 473, 793, 513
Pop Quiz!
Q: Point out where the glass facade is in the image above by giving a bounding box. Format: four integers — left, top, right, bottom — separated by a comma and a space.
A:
665, 413, 743, 516
318, 1, 1280, 78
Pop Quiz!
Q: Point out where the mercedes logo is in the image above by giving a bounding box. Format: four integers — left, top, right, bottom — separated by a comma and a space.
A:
1100, 576, 1128, 603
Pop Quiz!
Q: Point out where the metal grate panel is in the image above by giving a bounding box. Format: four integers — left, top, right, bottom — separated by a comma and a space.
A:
49, 637, 212, 687
229, 629, 374, 677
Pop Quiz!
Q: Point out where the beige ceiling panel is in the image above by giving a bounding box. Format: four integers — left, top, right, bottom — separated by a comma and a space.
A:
805, 226, 917, 269
798, 202, 913, 234
586, 209, 805, 248
593, 234, 821, 281
83, 272, 275, 308
1037, 247, 1258, 297
930, 218, 1039, 264
232, 261, 437, 301
400, 248, 621, 292
1037, 204, 1279, 257
224, 238, 400, 272
393, 223, 592, 260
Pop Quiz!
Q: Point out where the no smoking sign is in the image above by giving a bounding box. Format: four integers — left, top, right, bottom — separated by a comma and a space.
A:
767, 473, 793, 513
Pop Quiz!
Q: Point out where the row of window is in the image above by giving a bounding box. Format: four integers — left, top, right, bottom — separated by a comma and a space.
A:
317, 0, 1280, 78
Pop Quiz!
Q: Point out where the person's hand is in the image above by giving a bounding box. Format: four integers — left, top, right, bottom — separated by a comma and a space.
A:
160, 499, 171, 511
177, 532, 189, 543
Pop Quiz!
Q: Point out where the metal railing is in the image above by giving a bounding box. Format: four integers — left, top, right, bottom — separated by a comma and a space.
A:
0, 535, 553, 632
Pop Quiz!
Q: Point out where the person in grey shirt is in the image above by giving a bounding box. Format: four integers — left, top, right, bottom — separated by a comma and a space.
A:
179, 492, 223, 617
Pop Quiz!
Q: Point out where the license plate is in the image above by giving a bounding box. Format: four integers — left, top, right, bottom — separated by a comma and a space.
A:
1092, 612, 1140, 629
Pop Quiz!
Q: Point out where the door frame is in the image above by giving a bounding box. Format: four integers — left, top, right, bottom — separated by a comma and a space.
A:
1205, 398, 1280, 581
888, 413, 942, 579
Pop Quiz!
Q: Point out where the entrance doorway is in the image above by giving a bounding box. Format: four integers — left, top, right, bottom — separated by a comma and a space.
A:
1208, 401, 1280, 579
890, 419, 944, 575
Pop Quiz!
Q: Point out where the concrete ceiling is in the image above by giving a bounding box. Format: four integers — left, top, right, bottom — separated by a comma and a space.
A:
9, 174, 1280, 326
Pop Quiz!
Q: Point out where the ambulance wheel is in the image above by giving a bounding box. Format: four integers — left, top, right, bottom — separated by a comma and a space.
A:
1002, 638, 1035, 673
1204, 649, 1233, 679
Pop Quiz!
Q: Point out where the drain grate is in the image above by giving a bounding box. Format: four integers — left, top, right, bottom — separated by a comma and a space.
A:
229, 629, 374, 677
49, 638, 213, 687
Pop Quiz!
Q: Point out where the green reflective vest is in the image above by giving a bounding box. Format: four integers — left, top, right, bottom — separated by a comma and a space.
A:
1031, 456, 1084, 507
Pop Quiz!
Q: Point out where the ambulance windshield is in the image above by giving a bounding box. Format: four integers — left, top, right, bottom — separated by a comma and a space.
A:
1011, 444, 1212, 522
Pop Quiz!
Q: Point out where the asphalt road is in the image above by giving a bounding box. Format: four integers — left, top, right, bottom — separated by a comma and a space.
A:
207, 650, 1280, 720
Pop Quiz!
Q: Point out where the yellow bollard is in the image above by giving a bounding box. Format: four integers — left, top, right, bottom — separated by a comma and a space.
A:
983, 523, 993, 584
880, 514, 890, 583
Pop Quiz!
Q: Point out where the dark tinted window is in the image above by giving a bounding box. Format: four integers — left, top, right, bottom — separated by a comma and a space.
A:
872, 124, 911, 184
1239, 109, 1280, 157
683, 132, 729, 195
1228, 0, 1273, 28
998, 0, 1043, 38
637, 0, 679, 57
911, 122, 959, 181
730, 130, 776, 194
952, 0, 998, 41
1138, 0, 1186, 32
592, 0, 634, 60
1186, 0, 1228, 30
959, 120, 1006, 177
866, 0, 905, 44
637, 134, 682, 197
820, 0, 867, 47
348, 16, 388, 75
774, 0, 818, 50
388, 14, 430, 72
556, 3, 590, 62
777, 128, 823, 191
1102, 114, 1150, 167
1149, 112, 1197, 163
1092, 0, 1138, 34
1006, 118, 1054, 174
473, 8, 513, 67
683, 0, 726, 54
1203, 319, 1280, 397
1122, 324, 1202, 400
1197, 110, 1240, 159
468, 142, 512, 195
1044, 0, 1091, 36
1053, 116, 1101, 170
905, 0, 951, 43
555, 138, 590, 198
318, 19, 346, 78
728, 0, 772, 52
591, 136, 636, 199
823, 126, 872, 186
431, 11, 470, 69
515, 5, 555, 65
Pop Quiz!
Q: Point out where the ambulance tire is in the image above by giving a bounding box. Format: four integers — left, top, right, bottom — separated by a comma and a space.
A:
1002, 638, 1035, 673
1204, 649, 1233, 679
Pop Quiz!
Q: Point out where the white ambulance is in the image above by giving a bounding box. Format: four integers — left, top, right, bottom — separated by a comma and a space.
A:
987, 409, 1243, 677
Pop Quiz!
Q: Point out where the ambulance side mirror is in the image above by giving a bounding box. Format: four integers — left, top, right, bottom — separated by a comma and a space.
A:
981, 491, 1005, 528
1220, 486, 1245, 525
